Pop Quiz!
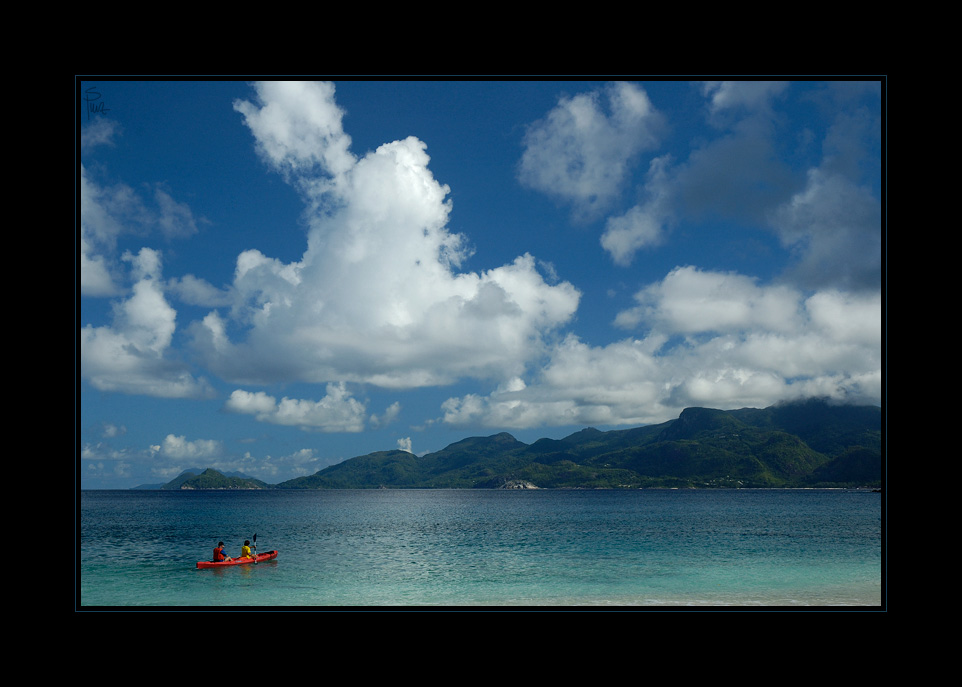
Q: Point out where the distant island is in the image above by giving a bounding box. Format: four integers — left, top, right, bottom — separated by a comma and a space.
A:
139, 399, 882, 490
144, 468, 271, 490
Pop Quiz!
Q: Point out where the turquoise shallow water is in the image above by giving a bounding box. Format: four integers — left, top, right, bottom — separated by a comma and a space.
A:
78, 489, 883, 608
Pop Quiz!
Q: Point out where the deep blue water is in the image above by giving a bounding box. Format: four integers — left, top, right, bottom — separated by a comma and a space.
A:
78, 489, 883, 608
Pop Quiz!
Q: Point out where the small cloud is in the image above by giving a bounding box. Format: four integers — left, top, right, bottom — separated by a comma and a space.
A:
371, 401, 401, 428
167, 274, 232, 308
81, 117, 120, 151
101, 423, 127, 438
518, 81, 665, 221
156, 434, 223, 460
225, 383, 367, 433
702, 81, 789, 120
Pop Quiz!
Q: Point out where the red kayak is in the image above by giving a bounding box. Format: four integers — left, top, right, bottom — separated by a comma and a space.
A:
196, 550, 278, 569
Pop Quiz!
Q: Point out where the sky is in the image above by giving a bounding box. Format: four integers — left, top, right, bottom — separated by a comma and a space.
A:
78, 78, 884, 489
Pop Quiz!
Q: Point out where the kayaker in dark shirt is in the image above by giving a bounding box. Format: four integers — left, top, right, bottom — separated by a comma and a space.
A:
213, 542, 233, 562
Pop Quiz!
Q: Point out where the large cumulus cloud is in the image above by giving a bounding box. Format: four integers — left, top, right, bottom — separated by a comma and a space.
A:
190, 82, 581, 391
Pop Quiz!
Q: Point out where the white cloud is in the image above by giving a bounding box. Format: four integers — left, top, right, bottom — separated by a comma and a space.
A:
80, 234, 118, 297
79, 164, 126, 296
233, 81, 355, 183
81, 117, 119, 150
101, 423, 126, 438
80, 165, 202, 297
590, 81, 794, 266
194, 82, 581, 391
80, 248, 215, 399
225, 383, 368, 432
614, 266, 802, 334
805, 290, 882, 346
154, 434, 223, 460
600, 155, 673, 265
518, 81, 664, 220
702, 81, 789, 119
371, 401, 402, 428
166, 274, 233, 308
441, 335, 671, 428
442, 266, 881, 430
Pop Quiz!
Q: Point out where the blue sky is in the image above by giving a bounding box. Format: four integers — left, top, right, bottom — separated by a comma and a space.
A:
78, 79, 883, 489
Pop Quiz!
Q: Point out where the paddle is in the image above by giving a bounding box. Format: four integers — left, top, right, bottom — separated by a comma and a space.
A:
252, 533, 257, 564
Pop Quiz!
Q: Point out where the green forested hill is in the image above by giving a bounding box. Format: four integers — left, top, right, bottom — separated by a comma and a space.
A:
275, 399, 882, 489
159, 468, 270, 490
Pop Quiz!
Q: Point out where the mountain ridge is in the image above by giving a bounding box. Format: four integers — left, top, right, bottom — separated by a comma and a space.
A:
143, 399, 882, 490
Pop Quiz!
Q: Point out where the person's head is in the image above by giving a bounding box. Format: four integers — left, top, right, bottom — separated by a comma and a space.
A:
244, 540, 250, 546
218, 542, 224, 547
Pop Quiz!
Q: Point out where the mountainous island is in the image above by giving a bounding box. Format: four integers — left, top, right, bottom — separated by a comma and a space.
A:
144, 399, 883, 490
133, 468, 272, 490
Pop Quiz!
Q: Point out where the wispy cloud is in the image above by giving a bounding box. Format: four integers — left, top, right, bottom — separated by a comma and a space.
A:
518, 81, 665, 222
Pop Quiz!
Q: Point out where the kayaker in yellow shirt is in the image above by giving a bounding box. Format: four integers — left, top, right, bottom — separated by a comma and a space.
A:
239, 539, 254, 559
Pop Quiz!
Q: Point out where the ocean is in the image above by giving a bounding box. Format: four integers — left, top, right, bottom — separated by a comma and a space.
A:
78, 488, 883, 609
